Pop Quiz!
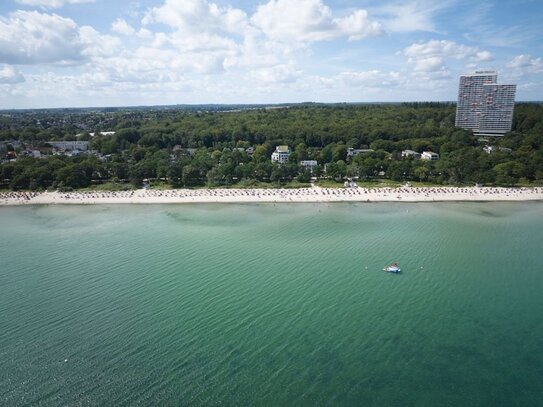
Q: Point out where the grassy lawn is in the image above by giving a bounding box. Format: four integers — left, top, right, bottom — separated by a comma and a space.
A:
148, 181, 173, 190
317, 179, 408, 188
204, 180, 312, 189
79, 182, 135, 191
315, 179, 345, 188
3, 179, 542, 193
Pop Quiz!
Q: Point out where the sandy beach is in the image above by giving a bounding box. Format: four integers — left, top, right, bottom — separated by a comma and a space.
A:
1, 186, 542, 206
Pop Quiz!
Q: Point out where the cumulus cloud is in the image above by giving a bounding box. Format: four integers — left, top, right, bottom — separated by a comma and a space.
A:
143, 0, 252, 37
0, 11, 84, 64
16, 0, 94, 8
338, 70, 401, 87
0, 65, 25, 84
251, 0, 383, 42
79, 26, 121, 58
506, 54, 542, 72
475, 51, 493, 62
404, 40, 493, 61
132, 0, 383, 87
168, 32, 238, 54
224, 37, 296, 72
139, 0, 259, 75
250, 64, 302, 84
0, 10, 120, 64
410, 56, 444, 72
111, 18, 136, 36
111, 19, 153, 40
403, 40, 493, 72
4, 0, 513, 106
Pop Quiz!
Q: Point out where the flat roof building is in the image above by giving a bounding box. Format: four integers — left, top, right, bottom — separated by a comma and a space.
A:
401, 150, 421, 159
300, 160, 318, 172
271, 145, 291, 164
47, 141, 90, 151
347, 148, 374, 158
421, 151, 439, 161
455, 71, 516, 137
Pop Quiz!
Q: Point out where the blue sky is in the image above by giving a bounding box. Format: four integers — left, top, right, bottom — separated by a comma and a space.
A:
0, 0, 541, 108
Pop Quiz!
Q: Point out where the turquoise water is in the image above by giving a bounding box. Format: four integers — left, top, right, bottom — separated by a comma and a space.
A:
1, 203, 542, 406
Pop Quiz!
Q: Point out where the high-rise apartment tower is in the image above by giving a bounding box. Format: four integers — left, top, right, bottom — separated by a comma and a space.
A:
455, 71, 516, 137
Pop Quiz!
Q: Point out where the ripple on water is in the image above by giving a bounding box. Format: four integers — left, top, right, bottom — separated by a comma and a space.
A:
0, 203, 542, 406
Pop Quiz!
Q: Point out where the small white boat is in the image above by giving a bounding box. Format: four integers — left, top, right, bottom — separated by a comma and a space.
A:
384, 263, 401, 273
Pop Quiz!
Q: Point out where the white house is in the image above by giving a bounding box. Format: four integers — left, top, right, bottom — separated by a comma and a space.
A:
421, 151, 439, 160
271, 145, 291, 164
483, 145, 512, 154
347, 148, 374, 158
300, 160, 318, 172
401, 150, 421, 159
47, 141, 90, 151
88, 131, 116, 137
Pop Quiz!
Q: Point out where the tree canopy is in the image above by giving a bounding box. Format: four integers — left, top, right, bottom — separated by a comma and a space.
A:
1, 103, 542, 190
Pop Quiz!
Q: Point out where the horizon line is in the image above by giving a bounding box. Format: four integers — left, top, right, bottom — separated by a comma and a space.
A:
2, 100, 542, 112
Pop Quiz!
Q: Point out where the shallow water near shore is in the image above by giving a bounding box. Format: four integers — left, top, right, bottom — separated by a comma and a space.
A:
1, 202, 543, 406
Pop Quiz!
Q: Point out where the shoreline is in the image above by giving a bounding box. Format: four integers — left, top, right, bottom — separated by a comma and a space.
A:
1, 187, 543, 206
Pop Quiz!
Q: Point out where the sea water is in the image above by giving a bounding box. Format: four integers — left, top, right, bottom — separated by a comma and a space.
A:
1, 203, 542, 406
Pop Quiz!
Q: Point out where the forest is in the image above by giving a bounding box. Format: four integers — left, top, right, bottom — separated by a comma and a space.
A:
1, 102, 542, 190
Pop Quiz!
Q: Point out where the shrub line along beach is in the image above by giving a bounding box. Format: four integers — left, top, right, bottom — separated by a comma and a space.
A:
1, 186, 542, 205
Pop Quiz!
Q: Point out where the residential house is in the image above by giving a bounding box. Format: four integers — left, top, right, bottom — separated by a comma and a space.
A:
401, 150, 421, 159
47, 141, 90, 151
421, 151, 439, 161
300, 160, 318, 172
347, 148, 374, 159
271, 145, 291, 164
483, 145, 512, 154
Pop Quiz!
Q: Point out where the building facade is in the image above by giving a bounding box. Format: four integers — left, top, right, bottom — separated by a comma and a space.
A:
271, 145, 291, 164
47, 141, 90, 151
401, 150, 421, 159
300, 160, 318, 172
421, 151, 439, 161
455, 71, 516, 137
347, 148, 374, 159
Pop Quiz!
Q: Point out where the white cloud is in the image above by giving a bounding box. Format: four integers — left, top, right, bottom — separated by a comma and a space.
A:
111, 18, 136, 36
250, 64, 302, 84
139, 0, 260, 76
374, 0, 454, 33
143, 0, 252, 37
0, 10, 119, 64
79, 26, 121, 58
168, 32, 238, 54
410, 56, 444, 72
301, 68, 453, 101
132, 30, 240, 75
132, 0, 382, 90
0, 65, 25, 84
403, 40, 493, 72
506, 54, 542, 72
8, 0, 536, 107
111, 18, 153, 39
0, 11, 84, 64
16, 0, 94, 8
251, 0, 383, 42
475, 51, 493, 62
338, 70, 401, 87
224, 37, 296, 71
404, 40, 492, 61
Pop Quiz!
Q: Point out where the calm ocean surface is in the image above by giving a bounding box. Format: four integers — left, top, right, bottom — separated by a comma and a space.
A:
1, 203, 542, 406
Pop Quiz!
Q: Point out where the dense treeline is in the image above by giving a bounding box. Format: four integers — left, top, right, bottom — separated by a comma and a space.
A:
1, 103, 542, 190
